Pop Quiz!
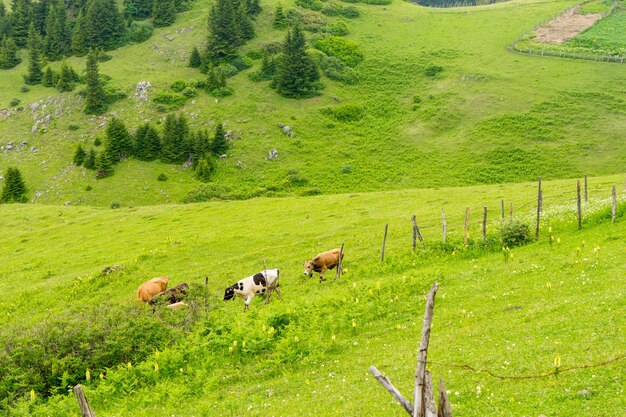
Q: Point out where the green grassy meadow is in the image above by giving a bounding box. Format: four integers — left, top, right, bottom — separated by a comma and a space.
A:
1, 175, 625, 416
1, 0, 625, 205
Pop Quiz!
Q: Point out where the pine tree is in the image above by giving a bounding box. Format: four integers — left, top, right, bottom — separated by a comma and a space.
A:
42, 66, 57, 87
71, 10, 89, 56
161, 113, 188, 163
10, 0, 32, 48
236, 1, 255, 42
1, 167, 28, 203
0, 36, 20, 69
44, 0, 70, 60
124, 0, 154, 19
188, 46, 202, 68
273, 4, 287, 29
246, 0, 261, 17
86, 0, 125, 50
84, 148, 97, 169
104, 117, 133, 161
84, 49, 107, 114
194, 156, 214, 182
56, 60, 77, 92
24, 24, 44, 85
73, 144, 87, 165
152, 0, 176, 27
211, 122, 229, 157
192, 129, 211, 165
205, 0, 240, 64
134, 123, 161, 160
273, 25, 321, 98
95, 151, 114, 178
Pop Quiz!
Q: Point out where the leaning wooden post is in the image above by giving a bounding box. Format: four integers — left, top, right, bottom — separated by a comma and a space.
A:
509, 202, 513, 220
500, 199, 505, 221
424, 371, 437, 417
441, 209, 447, 244
414, 283, 438, 417
381, 224, 388, 263
584, 175, 588, 203
73, 385, 96, 417
577, 180, 582, 230
369, 366, 413, 416
335, 243, 344, 279
412, 215, 417, 252
612, 185, 617, 224
535, 177, 542, 239
463, 207, 470, 247
437, 378, 453, 417
482, 206, 487, 240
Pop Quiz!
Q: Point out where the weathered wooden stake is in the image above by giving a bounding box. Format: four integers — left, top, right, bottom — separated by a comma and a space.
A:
509, 202, 513, 220
535, 177, 542, 239
612, 185, 617, 224
73, 385, 96, 417
577, 180, 582, 230
463, 207, 470, 247
584, 175, 588, 202
414, 282, 438, 417
335, 243, 344, 279
204, 276, 208, 286
437, 378, 453, 417
369, 366, 413, 416
381, 224, 388, 263
482, 206, 487, 240
412, 215, 424, 251
501, 199, 505, 221
441, 209, 447, 244
424, 371, 437, 417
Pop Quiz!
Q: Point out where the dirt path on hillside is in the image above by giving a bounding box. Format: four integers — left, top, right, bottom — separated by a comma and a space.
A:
534, 7, 604, 44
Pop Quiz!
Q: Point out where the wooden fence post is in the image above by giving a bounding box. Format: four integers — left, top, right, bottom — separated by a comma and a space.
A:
414, 283, 438, 417
463, 207, 470, 247
612, 185, 617, 224
438, 378, 453, 417
336, 243, 344, 279
73, 385, 96, 417
368, 366, 413, 416
577, 180, 582, 230
441, 209, 447, 244
500, 199, 504, 221
584, 175, 588, 203
510, 202, 513, 220
535, 177, 542, 239
482, 206, 487, 240
412, 215, 424, 251
381, 224, 388, 263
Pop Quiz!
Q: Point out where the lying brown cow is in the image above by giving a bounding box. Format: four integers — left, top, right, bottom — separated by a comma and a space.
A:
149, 283, 189, 306
137, 277, 169, 303
303, 248, 344, 282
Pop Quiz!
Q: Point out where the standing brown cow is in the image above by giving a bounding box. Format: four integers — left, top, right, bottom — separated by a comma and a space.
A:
303, 248, 344, 282
136, 277, 169, 303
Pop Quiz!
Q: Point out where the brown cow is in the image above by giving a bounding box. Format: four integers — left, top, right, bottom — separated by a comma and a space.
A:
303, 248, 344, 282
136, 277, 169, 303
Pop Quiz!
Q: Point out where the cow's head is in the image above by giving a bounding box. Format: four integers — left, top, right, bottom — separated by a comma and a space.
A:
303, 261, 314, 277
223, 285, 236, 301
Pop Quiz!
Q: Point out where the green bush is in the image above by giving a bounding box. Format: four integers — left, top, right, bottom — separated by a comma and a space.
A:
320, 56, 360, 84
321, 103, 365, 121
209, 87, 234, 98
20, 86, 29, 93
314, 36, 364, 67
126, 21, 154, 43
110, 201, 121, 209
301, 187, 322, 196
182, 86, 197, 98
287, 9, 327, 32
500, 220, 532, 248
157, 173, 168, 181
322, 21, 350, 36
152, 91, 188, 109
425, 64, 443, 77
170, 80, 188, 92
296, 0, 323, 11
9, 98, 20, 107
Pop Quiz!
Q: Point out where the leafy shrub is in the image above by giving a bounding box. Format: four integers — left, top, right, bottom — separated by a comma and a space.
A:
500, 220, 532, 248
152, 91, 188, 109
20, 86, 29, 93
126, 21, 154, 43
322, 3, 360, 17
182, 86, 197, 98
103, 85, 128, 105
170, 80, 188, 92
301, 187, 322, 196
210, 87, 234, 98
314, 36, 364, 67
262, 42, 283, 55
94, 137, 102, 146
110, 201, 121, 209
230, 55, 253, 71
285, 169, 309, 186
215, 63, 239, 79
287, 9, 327, 32
157, 173, 168, 181
341, 164, 352, 173
413, 95, 422, 104
246, 48, 265, 60
320, 55, 360, 84
85, 185, 93, 191
9, 98, 20, 107
425, 64, 443, 77
249, 56, 277, 82
322, 21, 350, 36
296, 0, 323, 11
321, 103, 365, 121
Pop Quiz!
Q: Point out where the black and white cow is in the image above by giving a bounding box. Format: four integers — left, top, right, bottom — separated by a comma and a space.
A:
223, 268, 280, 310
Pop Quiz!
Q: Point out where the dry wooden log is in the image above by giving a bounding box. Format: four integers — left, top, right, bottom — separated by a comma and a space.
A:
424, 371, 437, 417
369, 366, 413, 416
414, 282, 438, 417
73, 385, 96, 417
437, 378, 453, 417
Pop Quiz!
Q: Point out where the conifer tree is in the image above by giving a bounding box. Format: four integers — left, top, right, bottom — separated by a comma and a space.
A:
161, 113, 188, 163
124, 0, 154, 19
73, 144, 87, 165
0, 167, 28, 203
192, 129, 211, 165
0, 36, 20, 69
273, 4, 287, 29
86, 0, 125, 50
44, 0, 70, 60
211, 122, 229, 156
273, 25, 321, 98
84, 49, 107, 114
246, 0, 261, 17
42, 66, 57, 87
236, 1, 255, 42
194, 156, 214, 182
84, 148, 97, 169
71, 11, 89, 56
188, 46, 202, 68
10, 0, 32, 48
24, 24, 44, 85
205, 0, 240, 64
152, 0, 176, 27
134, 123, 161, 161
104, 117, 133, 161
56, 60, 77, 92
95, 151, 114, 178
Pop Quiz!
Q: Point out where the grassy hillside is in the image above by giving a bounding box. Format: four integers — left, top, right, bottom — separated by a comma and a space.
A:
1, 0, 625, 206
1, 175, 625, 416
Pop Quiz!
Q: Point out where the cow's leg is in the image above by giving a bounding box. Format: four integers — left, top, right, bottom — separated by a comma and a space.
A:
244, 294, 254, 311
265, 287, 272, 305
275, 285, 281, 299
319, 266, 327, 282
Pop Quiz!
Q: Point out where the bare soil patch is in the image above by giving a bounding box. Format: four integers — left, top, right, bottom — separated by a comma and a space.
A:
534, 7, 604, 44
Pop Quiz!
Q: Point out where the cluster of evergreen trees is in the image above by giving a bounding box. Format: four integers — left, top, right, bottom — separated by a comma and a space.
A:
0, 167, 28, 203
0, 0, 187, 70
74, 114, 229, 181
